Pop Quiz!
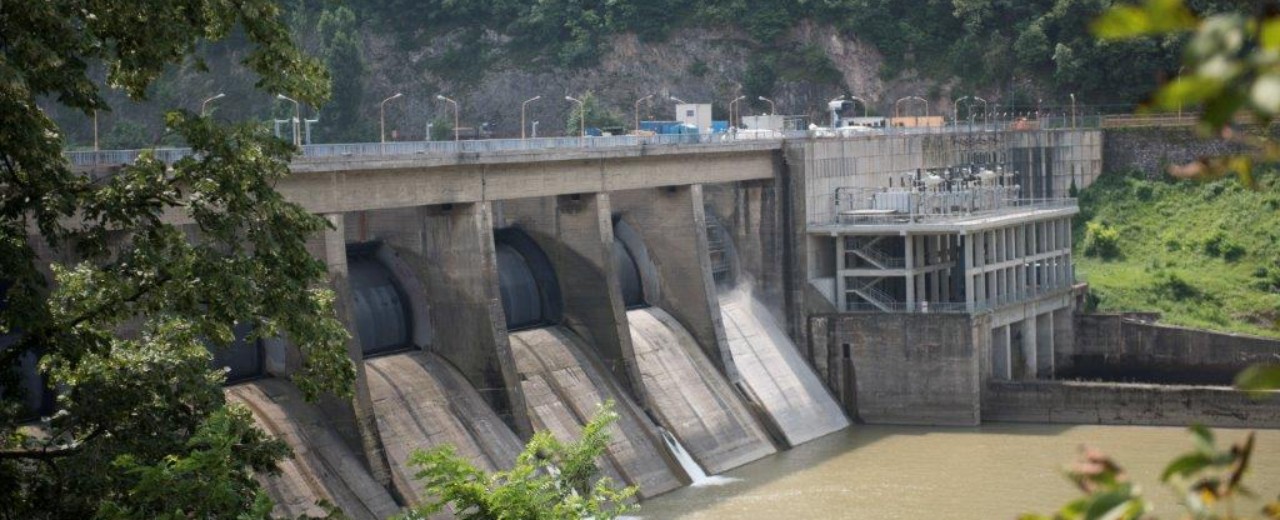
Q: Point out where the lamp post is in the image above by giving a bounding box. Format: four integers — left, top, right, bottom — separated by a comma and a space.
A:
437, 95, 459, 141
955, 96, 971, 124
93, 110, 99, 152
757, 96, 775, 115
201, 93, 226, 117
633, 94, 653, 134
379, 92, 403, 144
849, 95, 868, 118
729, 95, 746, 130
829, 95, 846, 128
566, 95, 586, 145
276, 93, 301, 146
521, 95, 541, 140
304, 114, 319, 145
1069, 93, 1077, 128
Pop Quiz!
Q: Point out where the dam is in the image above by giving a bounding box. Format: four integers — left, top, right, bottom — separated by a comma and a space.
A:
36, 127, 1275, 517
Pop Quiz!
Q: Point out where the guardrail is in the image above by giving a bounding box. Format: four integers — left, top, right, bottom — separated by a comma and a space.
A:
843, 285, 1073, 314
65, 121, 1116, 168
64, 133, 757, 168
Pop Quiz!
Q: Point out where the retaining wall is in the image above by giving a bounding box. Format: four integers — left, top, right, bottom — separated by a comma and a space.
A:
1062, 314, 1280, 385
983, 380, 1280, 428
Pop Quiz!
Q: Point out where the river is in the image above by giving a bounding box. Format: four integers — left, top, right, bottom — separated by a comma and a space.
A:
639, 424, 1280, 519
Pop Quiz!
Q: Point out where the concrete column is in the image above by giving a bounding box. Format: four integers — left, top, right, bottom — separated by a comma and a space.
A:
1052, 307, 1074, 372
419, 203, 533, 438
992, 325, 1012, 380
506, 193, 646, 402
963, 235, 975, 311
835, 235, 847, 311
1019, 315, 1038, 380
612, 185, 740, 382
904, 233, 915, 309
1036, 311, 1055, 378
318, 212, 395, 488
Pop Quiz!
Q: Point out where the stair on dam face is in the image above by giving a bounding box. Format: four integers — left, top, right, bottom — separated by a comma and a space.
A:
627, 307, 777, 474
508, 325, 685, 498
719, 288, 851, 446
224, 380, 401, 520
364, 350, 525, 504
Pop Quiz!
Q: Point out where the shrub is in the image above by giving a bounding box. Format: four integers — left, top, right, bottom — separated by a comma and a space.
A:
1153, 271, 1200, 301
1083, 221, 1122, 259
1203, 231, 1247, 261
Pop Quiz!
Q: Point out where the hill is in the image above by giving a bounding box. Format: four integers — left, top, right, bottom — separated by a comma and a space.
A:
50, 0, 1263, 149
1074, 170, 1280, 338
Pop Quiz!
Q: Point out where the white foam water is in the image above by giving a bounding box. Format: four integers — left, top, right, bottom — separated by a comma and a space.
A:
659, 428, 740, 487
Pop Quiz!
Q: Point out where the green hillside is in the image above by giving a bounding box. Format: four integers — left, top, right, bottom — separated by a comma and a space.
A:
1074, 170, 1280, 338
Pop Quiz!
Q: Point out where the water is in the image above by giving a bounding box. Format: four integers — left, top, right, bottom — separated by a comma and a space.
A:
640, 424, 1280, 519
718, 285, 850, 446
659, 428, 740, 487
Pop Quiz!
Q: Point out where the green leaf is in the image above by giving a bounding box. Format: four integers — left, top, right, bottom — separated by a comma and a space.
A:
1162, 452, 1213, 482
1092, 0, 1196, 39
1262, 18, 1280, 50
1236, 363, 1280, 392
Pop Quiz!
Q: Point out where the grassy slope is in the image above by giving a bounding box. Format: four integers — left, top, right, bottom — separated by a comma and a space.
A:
1074, 170, 1280, 338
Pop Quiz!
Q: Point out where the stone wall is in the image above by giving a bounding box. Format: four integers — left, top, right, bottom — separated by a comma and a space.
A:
808, 313, 982, 426
983, 380, 1280, 428
1062, 314, 1280, 385
1101, 126, 1256, 178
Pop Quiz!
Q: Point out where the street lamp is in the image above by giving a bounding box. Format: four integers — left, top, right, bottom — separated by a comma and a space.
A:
848, 96, 868, 118
437, 95, 459, 141
758, 96, 775, 115
633, 94, 653, 134
201, 93, 226, 117
276, 93, 301, 146
521, 95, 541, 140
304, 114, 319, 145
379, 92, 403, 144
1069, 93, 1077, 128
729, 95, 746, 130
566, 95, 586, 144
93, 110, 99, 152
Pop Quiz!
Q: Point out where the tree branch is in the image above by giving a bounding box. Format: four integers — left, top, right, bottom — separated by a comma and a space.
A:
0, 425, 107, 461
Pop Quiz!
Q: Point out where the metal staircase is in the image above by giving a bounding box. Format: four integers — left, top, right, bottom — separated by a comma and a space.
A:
846, 237, 905, 269
849, 279, 895, 312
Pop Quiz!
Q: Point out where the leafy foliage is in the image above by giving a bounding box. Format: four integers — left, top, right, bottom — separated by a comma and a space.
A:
1074, 171, 1280, 337
1, 0, 352, 517
1096, 0, 1280, 183
401, 401, 636, 520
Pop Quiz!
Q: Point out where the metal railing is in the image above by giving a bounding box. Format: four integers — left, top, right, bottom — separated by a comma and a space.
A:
65, 119, 1118, 169
832, 190, 1076, 226
842, 284, 1073, 314
64, 132, 752, 167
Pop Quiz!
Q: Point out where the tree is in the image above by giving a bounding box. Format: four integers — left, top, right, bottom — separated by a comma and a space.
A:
565, 92, 623, 136
401, 401, 636, 520
0, 1, 353, 517
317, 6, 369, 143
